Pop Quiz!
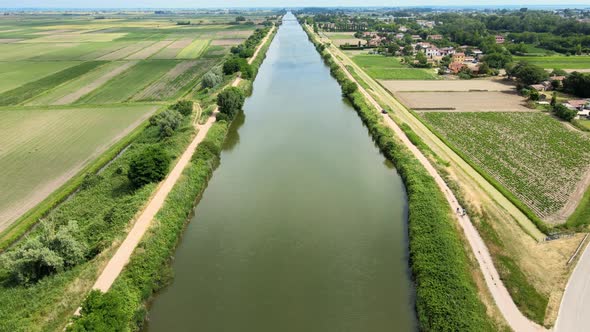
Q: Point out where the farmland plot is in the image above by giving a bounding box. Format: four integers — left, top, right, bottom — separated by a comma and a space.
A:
422, 112, 590, 221
380, 79, 516, 92
0, 61, 79, 93
98, 41, 155, 60
78, 60, 177, 104
26, 61, 137, 105
133, 58, 217, 101
0, 105, 157, 228
399, 91, 531, 112
126, 40, 172, 59
176, 39, 210, 59
352, 54, 436, 80
151, 38, 192, 59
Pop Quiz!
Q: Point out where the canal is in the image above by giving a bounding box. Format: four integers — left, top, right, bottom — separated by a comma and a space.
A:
146, 13, 415, 332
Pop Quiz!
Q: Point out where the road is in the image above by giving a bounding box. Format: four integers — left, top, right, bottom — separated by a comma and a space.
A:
555, 239, 590, 332
89, 26, 275, 293
309, 26, 545, 332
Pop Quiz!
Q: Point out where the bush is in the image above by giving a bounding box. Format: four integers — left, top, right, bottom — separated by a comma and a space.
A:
68, 290, 129, 332
170, 100, 193, 116
217, 87, 245, 120
0, 221, 87, 284
553, 103, 578, 121
564, 72, 590, 97
149, 109, 183, 138
341, 80, 358, 96
223, 57, 245, 75
202, 72, 222, 89
128, 145, 171, 188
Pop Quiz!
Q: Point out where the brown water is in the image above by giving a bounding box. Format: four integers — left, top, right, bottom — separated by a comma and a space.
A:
146, 13, 416, 332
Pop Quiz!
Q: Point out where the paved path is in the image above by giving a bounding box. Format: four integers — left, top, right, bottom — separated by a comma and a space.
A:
555, 239, 590, 332
89, 26, 275, 293
311, 26, 545, 332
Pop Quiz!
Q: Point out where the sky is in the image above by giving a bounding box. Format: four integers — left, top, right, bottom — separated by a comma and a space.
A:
2, 0, 589, 9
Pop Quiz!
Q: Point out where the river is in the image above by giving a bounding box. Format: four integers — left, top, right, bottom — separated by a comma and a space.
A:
146, 13, 415, 332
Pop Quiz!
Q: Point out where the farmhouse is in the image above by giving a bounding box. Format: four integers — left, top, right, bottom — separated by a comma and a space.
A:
452, 52, 465, 63
411, 35, 421, 41
440, 47, 456, 56
530, 84, 546, 92
425, 47, 440, 57
428, 34, 443, 40
495, 35, 505, 44
395, 33, 405, 39
565, 99, 590, 111
398, 25, 408, 32
449, 62, 465, 74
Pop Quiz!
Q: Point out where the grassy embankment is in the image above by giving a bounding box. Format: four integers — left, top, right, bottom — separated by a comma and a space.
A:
305, 23, 497, 331
67, 25, 278, 331
513, 55, 590, 69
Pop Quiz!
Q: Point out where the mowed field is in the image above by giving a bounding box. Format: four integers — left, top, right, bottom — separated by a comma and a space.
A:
0, 13, 256, 227
0, 105, 157, 229
324, 31, 365, 46
513, 55, 590, 70
421, 111, 590, 221
351, 54, 437, 80
398, 91, 531, 112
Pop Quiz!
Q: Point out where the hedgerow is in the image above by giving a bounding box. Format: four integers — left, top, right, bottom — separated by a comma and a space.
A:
303, 22, 496, 331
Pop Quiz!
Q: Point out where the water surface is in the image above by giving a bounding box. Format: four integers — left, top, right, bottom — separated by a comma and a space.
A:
147, 13, 415, 332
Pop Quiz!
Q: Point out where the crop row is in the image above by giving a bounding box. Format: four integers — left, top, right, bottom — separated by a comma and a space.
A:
421, 112, 590, 220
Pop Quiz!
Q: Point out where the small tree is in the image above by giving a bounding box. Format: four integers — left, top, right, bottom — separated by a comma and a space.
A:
149, 109, 183, 138
550, 92, 557, 106
223, 57, 243, 75
217, 87, 245, 120
529, 89, 540, 101
202, 72, 222, 89
128, 145, 171, 188
235, 16, 246, 22
341, 80, 358, 96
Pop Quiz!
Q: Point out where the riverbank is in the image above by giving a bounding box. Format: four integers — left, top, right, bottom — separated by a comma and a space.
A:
69, 23, 280, 331
300, 19, 499, 331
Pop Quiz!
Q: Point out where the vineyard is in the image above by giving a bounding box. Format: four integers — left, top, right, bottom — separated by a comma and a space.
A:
421, 112, 590, 220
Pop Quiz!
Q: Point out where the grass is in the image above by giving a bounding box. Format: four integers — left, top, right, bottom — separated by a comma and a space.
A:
78, 60, 178, 104
352, 55, 436, 80
0, 61, 105, 106
513, 55, 590, 69
176, 39, 210, 59
0, 105, 158, 229
421, 112, 590, 222
0, 61, 79, 93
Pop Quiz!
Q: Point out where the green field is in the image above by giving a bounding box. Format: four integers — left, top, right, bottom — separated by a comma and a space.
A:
0, 61, 79, 93
78, 60, 177, 104
352, 54, 437, 80
177, 39, 210, 59
514, 55, 590, 69
421, 112, 590, 220
0, 105, 157, 226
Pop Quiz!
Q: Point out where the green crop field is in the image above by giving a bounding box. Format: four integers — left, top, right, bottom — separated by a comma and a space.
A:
177, 39, 210, 59
513, 55, 590, 69
352, 54, 437, 80
0, 12, 256, 230
0, 61, 79, 93
421, 112, 590, 220
78, 60, 177, 104
0, 105, 157, 226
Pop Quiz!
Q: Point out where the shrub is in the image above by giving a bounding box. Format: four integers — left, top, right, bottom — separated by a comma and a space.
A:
149, 109, 183, 138
553, 103, 578, 121
171, 100, 193, 116
223, 57, 244, 75
217, 87, 245, 120
127, 145, 171, 188
202, 72, 222, 89
0, 221, 87, 285
341, 80, 358, 96
68, 290, 129, 332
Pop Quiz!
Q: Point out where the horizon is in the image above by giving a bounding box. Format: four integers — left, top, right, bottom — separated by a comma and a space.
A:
2, 1, 589, 10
